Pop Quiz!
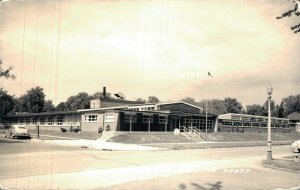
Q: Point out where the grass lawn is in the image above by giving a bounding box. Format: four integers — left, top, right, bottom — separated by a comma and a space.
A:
109, 132, 300, 144
263, 156, 300, 172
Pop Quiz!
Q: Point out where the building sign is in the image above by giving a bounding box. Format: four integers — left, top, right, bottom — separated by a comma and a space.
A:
105, 113, 115, 123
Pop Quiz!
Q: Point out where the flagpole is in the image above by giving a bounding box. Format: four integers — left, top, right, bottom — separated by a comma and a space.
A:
206, 72, 213, 141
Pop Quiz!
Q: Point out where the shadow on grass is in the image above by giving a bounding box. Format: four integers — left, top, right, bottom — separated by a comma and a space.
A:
0, 139, 24, 143
0, 136, 31, 143
179, 181, 223, 190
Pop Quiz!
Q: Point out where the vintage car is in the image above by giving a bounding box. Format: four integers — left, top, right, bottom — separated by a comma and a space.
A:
3, 125, 31, 139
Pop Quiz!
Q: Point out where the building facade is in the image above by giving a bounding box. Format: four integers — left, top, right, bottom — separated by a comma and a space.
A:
3, 99, 295, 134
5, 111, 80, 130
217, 113, 292, 133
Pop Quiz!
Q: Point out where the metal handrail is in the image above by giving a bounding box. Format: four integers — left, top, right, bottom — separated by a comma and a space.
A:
179, 126, 205, 141
190, 127, 205, 140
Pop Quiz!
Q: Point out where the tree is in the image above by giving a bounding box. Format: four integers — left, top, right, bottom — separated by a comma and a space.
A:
224, 97, 243, 113
56, 102, 68, 111
25, 87, 46, 113
276, 0, 300, 34
0, 60, 15, 115
65, 92, 91, 110
43, 100, 55, 112
13, 87, 46, 113
281, 94, 300, 117
198, 99, 227, 115
91, 91, 113, 99
277, 102, 285, 118
245, 104, 264, 116
0, 88, 14, 115
181, 97, 197, 105
148, 96, 160, 104
0, 60, 15, 79
262, 100, 276, 117
136, 98, 146, 103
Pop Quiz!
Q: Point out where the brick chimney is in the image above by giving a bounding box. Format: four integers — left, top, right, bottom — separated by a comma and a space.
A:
103, 86, 106, 98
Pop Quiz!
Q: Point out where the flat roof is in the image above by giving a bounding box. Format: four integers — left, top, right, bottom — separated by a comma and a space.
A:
77, 106, 129, 112
6, 110, 79, 117
157, 101, 203, 110
218, 113, 289, 120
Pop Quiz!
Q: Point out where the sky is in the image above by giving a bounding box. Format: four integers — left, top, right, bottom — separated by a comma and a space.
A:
0, 0, 299, 107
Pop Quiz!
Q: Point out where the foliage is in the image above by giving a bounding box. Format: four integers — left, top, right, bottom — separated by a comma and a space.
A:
0, 88, 15, 115
13, 87, 46, 113
277, 102, 285, 118
56, 102, 68, 111
262, 100, 276, 117
245, 104, 264, 116
65, 92, 91, 110
0, 60, 15, 79
136, 98, 146, 103
91, 91, 113, 99
224, 97, 243, 113
181, 97, 197, 105
276, 0, 300, 33
199, 99, 227, 115
282, 94, 300, 116
148, 96, 160, 103
43, 100, 55, 112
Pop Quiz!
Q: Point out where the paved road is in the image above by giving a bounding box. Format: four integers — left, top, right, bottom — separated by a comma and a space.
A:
0, 136, 299, 190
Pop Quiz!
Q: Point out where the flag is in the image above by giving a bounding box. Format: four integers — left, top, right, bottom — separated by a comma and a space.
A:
208, 72, 213, 78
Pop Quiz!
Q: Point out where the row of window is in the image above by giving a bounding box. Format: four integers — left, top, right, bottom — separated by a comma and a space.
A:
13, 115, 79, 126
128, 106, 155, 111
231, 115, 289, 123
84, 115, 98, 122
221, 121, 290, 128
124, 114, 167, 124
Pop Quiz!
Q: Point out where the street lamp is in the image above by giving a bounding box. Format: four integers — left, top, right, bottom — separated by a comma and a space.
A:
267, 84, 273, 162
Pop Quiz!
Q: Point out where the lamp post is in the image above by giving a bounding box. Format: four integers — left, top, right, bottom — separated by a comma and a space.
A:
267, 84, 273, 162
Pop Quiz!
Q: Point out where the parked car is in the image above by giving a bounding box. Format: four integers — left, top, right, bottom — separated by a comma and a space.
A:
4, 125, 31, 139
291, 140, 300, 153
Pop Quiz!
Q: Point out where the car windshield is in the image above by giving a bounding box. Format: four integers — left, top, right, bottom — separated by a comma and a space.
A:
18, 126, 26, 129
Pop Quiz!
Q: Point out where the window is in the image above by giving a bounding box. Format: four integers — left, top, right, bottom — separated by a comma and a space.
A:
261, 123, 267, 128
159, 116, 167, 124
143, 115, 153, 123
56, 116, 64, 125
39, 117, 45, 125
25, 118, 30, 125
32, 117, 37, 125
48, 117, 53, 125
84, 114, 98, 122
222, 121, 232, 126
243, 122, 251, 127
125, 114, 137, 123
241, 117, 250, 121
231, 116, 240, 120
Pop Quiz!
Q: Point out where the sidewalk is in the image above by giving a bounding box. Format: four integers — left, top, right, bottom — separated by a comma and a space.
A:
142, 140, 293, 149
30, 133, 294, 151
30, 134, 166, 151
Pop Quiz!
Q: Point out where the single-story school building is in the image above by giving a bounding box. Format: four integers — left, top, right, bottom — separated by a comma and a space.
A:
4, 98, 218, 133
3, 95, 296, 134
